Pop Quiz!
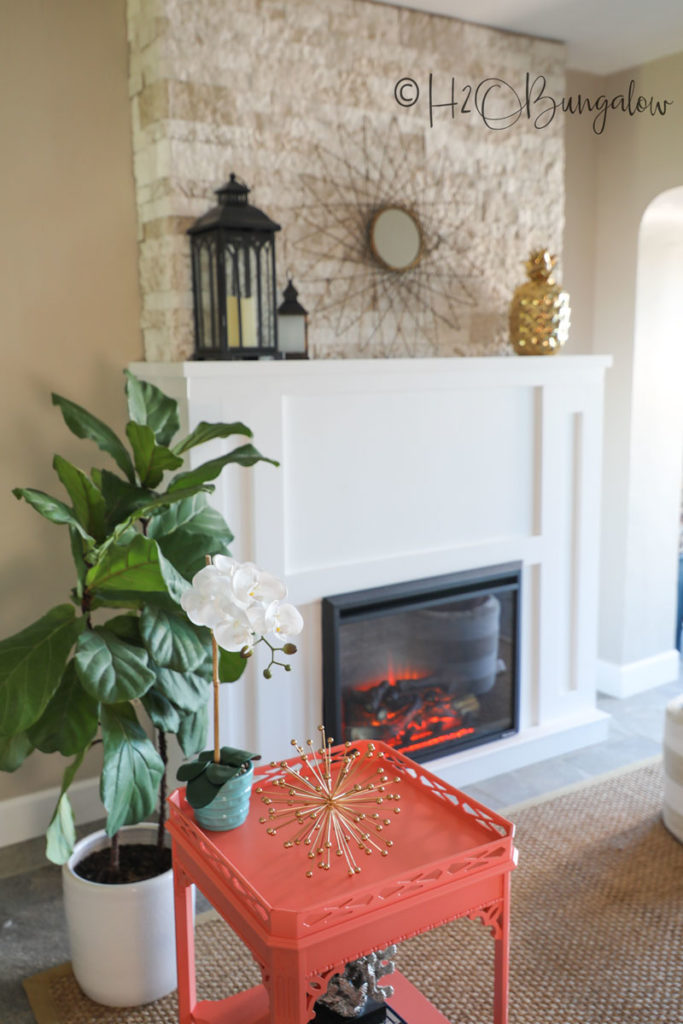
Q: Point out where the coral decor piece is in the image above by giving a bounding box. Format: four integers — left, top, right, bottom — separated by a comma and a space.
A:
177, 556, 303, 818
509, 248, 570, 355
256, 728, 402, 878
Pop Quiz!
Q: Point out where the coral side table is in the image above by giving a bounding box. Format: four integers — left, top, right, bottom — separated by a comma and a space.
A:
166, 741, 517, 1024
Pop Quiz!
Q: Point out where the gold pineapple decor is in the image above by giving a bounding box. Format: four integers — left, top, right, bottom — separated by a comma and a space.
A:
509, 249, 570, 355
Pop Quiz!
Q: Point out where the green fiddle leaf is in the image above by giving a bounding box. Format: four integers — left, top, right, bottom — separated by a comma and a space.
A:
140, 605, 208, 672
86, 533, 177, 598
172, 420, 252, 456
100, 703, 164, 836
99, 470, 156, 531
27, 660, 98, 756
86, 589, 148, 612
168, 444, 278, 493
94, 484, 215, 566
53, 455, 106, 541
0, 732, 34, 772
86, 533, 165, 593
104, 614, 142, 645
141, 688, 181, 732
153, 666, 210, 713
124, 370, 180, 447
147, 494, 233, 580
218, 648, 248, 683
0, 605, 84, 736
86, 589, 178, 613
12, 487, 94, 546
45, 749, 86, 865
46, 792, 76, 865
177, 704, 208, 757
51, 392, 135, 484
69, 527, 88, 600
74, 629, 155, 703
126, 422, 184, 489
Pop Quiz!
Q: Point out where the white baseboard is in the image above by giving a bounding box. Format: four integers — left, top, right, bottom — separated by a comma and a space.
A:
0, 776, 102, 850
597, 649, 681, 699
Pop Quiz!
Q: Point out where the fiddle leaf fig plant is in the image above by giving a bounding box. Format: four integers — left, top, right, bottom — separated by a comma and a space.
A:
0, 369, 276, 873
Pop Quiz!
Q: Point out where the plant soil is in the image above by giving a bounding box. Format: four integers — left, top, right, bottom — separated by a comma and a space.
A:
75, 844, 172, 885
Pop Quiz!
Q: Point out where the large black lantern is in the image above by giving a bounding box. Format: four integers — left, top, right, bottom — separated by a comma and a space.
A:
188, 174, 281, 359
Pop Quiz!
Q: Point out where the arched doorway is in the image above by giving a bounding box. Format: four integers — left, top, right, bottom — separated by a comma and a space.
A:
626, 188, 683, 657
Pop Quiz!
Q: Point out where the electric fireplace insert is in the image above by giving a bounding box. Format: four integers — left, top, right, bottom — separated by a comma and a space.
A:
322, 563, 521, 763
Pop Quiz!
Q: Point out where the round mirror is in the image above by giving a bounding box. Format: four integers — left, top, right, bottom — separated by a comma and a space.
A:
369, 206, 423, 272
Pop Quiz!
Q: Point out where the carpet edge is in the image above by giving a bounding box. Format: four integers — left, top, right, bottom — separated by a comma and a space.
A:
22, 961, 73, 1024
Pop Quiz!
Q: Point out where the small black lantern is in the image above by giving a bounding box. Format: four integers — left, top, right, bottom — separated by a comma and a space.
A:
188, 174, 281, 359
277, 279, 309, 359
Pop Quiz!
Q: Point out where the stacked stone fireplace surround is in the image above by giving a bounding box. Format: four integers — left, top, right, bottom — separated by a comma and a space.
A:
127, 0, 612, 785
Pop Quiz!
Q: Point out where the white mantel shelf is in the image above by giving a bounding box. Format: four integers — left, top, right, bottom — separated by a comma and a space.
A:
132, 355, 612, 788
134, 354, 612, 385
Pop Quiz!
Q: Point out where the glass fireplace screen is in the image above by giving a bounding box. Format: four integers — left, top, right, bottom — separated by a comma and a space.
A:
322, 564, 521, 763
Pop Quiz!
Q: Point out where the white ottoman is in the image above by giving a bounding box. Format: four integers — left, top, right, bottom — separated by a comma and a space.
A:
663, 694, 683, 843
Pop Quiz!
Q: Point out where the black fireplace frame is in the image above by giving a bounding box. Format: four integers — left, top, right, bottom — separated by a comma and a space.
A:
322, 562, 522, 763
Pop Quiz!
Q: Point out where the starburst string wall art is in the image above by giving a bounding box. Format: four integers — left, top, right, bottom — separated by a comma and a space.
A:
255, 728, 402, 878
286, 117, 482, 358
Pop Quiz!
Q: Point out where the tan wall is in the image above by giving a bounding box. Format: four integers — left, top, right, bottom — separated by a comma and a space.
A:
563, 53, 683, 674
0, 0, 142, 800
563, 70, 601, 355
589, 53, 683, 667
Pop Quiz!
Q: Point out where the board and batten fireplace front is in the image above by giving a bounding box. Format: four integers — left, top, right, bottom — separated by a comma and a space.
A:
323, 564, 521, 763
130, 357, 612, 788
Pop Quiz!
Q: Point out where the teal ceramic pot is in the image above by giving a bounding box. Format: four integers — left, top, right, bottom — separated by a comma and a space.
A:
193, 762, 255, 832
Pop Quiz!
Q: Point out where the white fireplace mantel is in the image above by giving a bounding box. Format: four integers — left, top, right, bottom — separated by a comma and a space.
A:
132, 355, 612, 787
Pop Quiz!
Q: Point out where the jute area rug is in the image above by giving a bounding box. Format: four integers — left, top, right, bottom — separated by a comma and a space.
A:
23, 760, 682, 1024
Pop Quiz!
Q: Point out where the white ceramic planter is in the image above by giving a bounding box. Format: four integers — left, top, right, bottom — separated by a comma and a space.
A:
62, 824, 177, 1007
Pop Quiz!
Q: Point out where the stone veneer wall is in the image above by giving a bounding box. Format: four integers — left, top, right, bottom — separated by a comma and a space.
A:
127, 0, 565, 361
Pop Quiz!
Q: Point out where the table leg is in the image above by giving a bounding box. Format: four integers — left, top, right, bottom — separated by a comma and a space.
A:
173, 861, 197, 1024
493, 875, 511, 1024
266, 948, 312, 1024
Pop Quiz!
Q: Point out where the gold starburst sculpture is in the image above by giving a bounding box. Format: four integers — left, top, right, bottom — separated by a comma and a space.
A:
255, 728, 402, 878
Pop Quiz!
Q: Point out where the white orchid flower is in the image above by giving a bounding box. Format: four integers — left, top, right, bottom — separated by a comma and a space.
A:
181, 565, 235, 629
181, 556, 301, 664
231, 564, 287, 608
211, 554, 239, 577
248, 600, 304, 641
213, 611, 256, 653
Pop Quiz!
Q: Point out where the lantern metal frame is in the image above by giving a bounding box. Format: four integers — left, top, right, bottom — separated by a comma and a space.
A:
188, 174, 282, 360
277, 279, 309, 360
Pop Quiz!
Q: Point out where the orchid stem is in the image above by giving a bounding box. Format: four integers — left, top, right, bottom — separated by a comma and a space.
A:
212, 632, 220, 764
205, 554, 221, 765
